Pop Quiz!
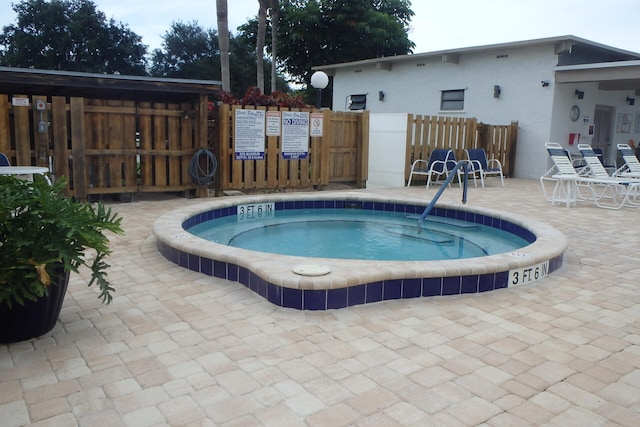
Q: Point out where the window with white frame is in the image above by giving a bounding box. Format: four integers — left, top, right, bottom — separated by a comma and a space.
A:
440, 89, 465, 111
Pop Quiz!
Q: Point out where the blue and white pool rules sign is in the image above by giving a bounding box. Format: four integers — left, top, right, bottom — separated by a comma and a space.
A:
282, 111, 309, 159
234, 109, 265, 160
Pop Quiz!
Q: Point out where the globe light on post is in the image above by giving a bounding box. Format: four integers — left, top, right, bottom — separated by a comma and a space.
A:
310, 71, 329, 109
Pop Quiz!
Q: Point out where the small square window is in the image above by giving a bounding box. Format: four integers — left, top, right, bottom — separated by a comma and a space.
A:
347, 94, 367, 110
441, 89, 464, 111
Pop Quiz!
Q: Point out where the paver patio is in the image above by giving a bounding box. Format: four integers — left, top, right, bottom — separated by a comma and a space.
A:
1, 179, 639, 426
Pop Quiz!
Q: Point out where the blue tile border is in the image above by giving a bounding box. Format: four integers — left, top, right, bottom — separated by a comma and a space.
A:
154, 199, 564, 310
155, 243, 564, 310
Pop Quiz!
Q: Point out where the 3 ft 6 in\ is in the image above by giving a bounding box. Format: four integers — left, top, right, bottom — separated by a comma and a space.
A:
508, 261, 549, 287
237, 202, 274, 222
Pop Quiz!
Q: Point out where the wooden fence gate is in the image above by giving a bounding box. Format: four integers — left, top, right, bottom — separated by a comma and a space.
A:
0, 94, 209, 199
214, 104, 369, 192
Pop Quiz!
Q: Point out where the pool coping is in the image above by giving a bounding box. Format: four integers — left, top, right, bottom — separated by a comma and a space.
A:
152, 191, 567, 309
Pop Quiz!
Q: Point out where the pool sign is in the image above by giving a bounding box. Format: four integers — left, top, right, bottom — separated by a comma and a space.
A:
237, 202, 274, 222
234, 109, 265, 160
508, 260, 549, 287
266, 111, 281, 136
282, 111, 309, 159
310, 112, 324, 137
12, 97, 30, 107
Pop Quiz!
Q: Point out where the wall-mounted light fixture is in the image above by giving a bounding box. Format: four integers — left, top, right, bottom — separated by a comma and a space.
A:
541, 80, 550, 87
627, 97, 635, 106
493, 85, 501, 99
378, 91, 385, 101
575, 89, 584, 99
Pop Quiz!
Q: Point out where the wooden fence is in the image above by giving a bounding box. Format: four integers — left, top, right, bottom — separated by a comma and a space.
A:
214, 104, 369, 192
0, 94, 209, 199
405, 115, 518, 181
2, 94, 515, 197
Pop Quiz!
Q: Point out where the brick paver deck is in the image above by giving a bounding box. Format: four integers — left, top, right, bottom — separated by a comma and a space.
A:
1, 179, 639, 426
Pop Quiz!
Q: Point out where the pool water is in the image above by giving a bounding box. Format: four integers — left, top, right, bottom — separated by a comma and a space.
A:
187, 208, 529, 261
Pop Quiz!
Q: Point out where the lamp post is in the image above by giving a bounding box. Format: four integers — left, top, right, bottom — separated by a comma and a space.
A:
310, 71, 329, 109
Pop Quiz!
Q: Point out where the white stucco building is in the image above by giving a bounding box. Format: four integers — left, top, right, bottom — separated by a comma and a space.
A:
314, 35, 640, 181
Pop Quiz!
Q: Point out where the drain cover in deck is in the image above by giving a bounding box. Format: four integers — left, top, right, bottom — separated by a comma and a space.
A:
292, 264, 331, 276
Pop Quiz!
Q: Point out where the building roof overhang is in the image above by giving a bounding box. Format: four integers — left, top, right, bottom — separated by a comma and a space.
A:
0, 66, 221, 103
313, 35, 640, 77
555, 61, 640, 93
